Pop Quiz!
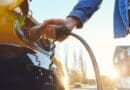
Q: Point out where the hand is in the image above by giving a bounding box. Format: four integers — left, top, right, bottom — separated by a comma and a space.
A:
41, 17, 80, 41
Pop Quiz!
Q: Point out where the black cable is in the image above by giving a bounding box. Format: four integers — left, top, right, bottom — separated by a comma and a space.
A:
69, 32, 103, 90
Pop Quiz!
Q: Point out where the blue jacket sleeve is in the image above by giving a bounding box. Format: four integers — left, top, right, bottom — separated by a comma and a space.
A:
68, 0, 102, 28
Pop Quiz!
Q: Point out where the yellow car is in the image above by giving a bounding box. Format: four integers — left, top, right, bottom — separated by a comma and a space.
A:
0, 1, 69, 90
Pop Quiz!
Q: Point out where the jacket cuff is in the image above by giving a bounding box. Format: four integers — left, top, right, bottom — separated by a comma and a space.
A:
68, 10, 88, 28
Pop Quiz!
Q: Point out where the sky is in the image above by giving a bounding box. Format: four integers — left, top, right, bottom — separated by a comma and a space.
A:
30, 0, 130, 78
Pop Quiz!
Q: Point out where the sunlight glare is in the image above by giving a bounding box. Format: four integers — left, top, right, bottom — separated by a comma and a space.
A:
106, 69, 119, 80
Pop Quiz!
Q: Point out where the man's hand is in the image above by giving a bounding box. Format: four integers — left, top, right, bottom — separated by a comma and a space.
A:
41, 17, 80, 41
28, 17, 80, 42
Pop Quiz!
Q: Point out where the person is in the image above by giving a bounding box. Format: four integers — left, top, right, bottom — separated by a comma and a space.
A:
41, 0, 130, 41
40, 0, 130, 90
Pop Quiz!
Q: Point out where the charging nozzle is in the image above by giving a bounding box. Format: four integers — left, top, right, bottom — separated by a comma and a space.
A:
55, 25, 71, 41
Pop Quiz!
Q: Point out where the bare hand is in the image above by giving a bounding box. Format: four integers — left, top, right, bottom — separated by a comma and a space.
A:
38, 17, 80, 41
